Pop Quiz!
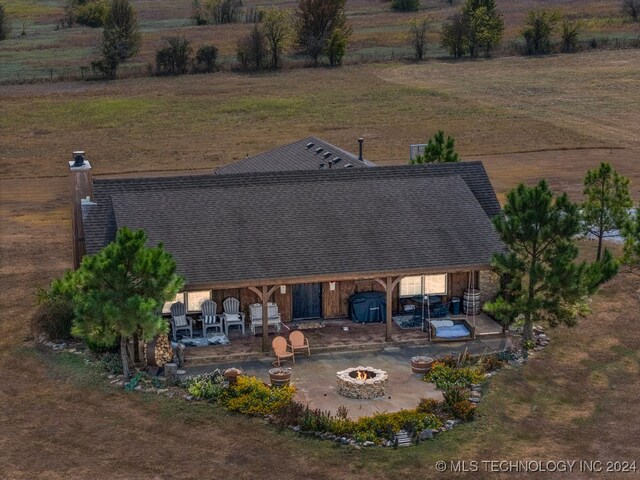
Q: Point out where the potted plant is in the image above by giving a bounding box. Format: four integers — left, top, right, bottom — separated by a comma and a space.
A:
269, 367, 292, 386
410, 356, 434, 374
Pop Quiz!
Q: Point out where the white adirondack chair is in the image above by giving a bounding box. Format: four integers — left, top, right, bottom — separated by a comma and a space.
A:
249, 303, 282, 334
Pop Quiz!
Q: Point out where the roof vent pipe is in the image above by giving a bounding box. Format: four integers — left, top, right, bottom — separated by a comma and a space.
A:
358, 138, 363, 161
328, 161, 333, 168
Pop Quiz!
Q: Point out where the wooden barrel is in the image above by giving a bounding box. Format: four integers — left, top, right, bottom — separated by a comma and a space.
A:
410, 356, 434, 374
269, 367, 292, 387
463, 289, 481, 314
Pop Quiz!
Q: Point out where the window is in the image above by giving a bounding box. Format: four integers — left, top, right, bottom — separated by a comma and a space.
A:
186, 291, 211, 312
400, 274, 447, 297
162, 292, 185, 314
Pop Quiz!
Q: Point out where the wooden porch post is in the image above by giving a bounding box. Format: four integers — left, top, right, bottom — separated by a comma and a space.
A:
385, 276, 393, 342
262, 285, 269, 353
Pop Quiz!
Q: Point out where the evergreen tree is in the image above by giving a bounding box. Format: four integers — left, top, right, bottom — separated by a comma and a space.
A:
103, 0, 141, 61
411, 131, 460, 164
582, 162, 632, 261
67, 228, 183, 378
622, 208, 640, 275
485, 180, 617, 342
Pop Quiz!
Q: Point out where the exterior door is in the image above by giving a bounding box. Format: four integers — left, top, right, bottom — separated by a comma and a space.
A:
293, 283, 322, 320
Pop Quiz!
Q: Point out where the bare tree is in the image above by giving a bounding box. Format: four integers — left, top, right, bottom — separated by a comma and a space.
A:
409, 16, 429, 60
261, 7, 292, 69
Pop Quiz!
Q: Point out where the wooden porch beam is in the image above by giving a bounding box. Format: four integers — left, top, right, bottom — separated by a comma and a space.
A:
385, 276, 393, 342
184, 263, 493, 291
262, 285, 269, 353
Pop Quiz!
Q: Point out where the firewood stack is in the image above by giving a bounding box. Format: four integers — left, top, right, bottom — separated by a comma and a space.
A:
146, 334, 174, 367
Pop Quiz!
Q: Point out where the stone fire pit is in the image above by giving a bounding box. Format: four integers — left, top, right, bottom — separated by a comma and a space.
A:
336, 366, 388, 399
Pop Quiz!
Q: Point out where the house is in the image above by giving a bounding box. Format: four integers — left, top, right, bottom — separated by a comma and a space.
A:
68, 139, 504, 352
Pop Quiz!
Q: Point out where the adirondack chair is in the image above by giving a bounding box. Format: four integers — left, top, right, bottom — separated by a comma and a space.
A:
170, 301, 193, 341
249, 303, 282, 334
222, 297, 245, 335
201, 300, 222, 336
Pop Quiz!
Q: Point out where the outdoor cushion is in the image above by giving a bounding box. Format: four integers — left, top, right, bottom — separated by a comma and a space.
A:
434, 324, 471, 339
173, 314, 188, 327
203, 315, 217, 324
431, 319, 454, 328
225, 313, 240, 322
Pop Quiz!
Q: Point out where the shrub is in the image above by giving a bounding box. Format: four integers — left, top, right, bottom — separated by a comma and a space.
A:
560, 19, 580, 53
156, 36, 193, 75
75, 0, 109, 27
31, 280, 76, 341
353, 410, 442, 443
236, 25, 267, 71
220, 375, 295, 415
478, 354, 504, 372
272, 400, 307, 429
416, 397, 443, 415
85, 336, 119, 354
426, 361, 484, 389
31, 296, 75, 341
392, 0, 419, 12
187, 374, 225, 401
194, 45, 218, 73
442, 385, 475, 421
99, 352, 123, 374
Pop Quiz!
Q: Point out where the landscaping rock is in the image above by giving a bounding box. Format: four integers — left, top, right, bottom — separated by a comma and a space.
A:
471, 391, 482, 398
470, 397, 480, 403
419, 429, 434, 440
363, 441, 375, 447
292, 426, 301, 433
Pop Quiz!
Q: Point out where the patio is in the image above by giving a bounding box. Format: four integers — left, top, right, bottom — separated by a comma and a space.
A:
185, 337, 512, 419
182, 313, 504, 366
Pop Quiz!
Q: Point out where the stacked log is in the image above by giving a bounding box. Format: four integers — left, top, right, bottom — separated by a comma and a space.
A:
146, 334, 174, 367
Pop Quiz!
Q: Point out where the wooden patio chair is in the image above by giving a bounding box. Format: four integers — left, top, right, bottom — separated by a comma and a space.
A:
222, 297, 245, 335
170, 301, 193, 342
289, 330, 310, 357
201, 300, 223, 336
272, 336, 295, 367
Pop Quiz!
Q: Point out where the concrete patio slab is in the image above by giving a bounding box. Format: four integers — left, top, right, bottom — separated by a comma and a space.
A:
184, 337, 512, 419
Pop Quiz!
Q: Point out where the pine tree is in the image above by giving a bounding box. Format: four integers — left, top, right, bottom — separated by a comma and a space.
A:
103, 0, 141, 61
411, 131, 460, 164
485, 180, 617, 342
582, 162, 632, 261
67, 228, 183, 378
622, 208, 640, 275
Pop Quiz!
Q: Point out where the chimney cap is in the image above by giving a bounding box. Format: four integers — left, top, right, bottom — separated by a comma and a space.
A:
72, 150, 85, 167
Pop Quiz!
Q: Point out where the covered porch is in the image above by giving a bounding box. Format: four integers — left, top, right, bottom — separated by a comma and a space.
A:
183, 313, 503, 366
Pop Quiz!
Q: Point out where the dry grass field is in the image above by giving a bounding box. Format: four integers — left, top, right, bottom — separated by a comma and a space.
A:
0, 16, 639, 480
1, 0, 638, 81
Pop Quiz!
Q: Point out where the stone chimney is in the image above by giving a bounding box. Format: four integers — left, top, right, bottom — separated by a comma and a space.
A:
69, 151, 92, 269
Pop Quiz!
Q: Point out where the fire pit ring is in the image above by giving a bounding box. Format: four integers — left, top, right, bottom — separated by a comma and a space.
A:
336, 366, 388, 399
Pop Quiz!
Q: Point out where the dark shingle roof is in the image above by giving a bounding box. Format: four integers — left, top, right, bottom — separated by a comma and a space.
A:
213, 136, 375, 174
84, 162, 503, 287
